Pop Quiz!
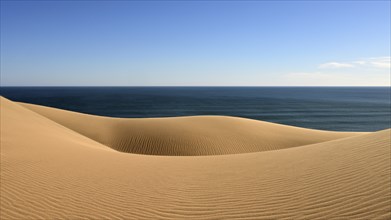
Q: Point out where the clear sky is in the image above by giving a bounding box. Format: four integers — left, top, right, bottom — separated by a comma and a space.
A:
1, 0, 390, 86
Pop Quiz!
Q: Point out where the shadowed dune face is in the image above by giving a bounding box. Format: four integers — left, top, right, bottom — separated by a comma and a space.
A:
19, 101, 362, 156
1, 96, 390, 219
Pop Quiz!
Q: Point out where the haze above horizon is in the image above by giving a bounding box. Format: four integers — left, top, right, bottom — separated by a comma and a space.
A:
1, 1, 390, 86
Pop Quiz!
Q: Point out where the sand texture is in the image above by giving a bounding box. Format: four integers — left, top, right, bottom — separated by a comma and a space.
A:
1, 96, 390, 219
20, 102, 361, 156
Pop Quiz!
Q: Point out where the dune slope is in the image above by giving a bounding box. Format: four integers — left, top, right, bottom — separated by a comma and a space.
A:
20, 101, 361, 156
1, 97, 390, 219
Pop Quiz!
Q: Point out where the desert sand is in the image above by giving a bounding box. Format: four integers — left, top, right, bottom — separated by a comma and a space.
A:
1, 96, 390, 219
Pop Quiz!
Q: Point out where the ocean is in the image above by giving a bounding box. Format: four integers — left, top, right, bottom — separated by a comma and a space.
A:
1, 87, 390, 131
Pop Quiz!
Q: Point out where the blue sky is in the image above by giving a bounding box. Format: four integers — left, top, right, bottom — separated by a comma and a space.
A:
1, 1, 390, 86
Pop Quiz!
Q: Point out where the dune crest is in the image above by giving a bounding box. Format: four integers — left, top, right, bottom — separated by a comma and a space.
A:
1, 97, 390, 219
20, 101, 361, 156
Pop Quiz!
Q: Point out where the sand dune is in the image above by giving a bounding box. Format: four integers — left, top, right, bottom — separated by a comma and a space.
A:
1, 96, 390, 219
20, 101, 361, 156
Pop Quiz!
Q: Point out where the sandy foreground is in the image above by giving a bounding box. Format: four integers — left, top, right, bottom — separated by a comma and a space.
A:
0, 96, 390, 219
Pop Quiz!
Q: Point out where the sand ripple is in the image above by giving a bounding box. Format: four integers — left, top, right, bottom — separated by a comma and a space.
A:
1, 97, 390, 219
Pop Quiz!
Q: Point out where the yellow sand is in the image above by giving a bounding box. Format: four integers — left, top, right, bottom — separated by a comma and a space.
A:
1, 96, 390, 219
20, 102, 360, 156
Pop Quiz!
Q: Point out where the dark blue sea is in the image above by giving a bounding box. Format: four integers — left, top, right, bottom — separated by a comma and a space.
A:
1, 87, 390, 131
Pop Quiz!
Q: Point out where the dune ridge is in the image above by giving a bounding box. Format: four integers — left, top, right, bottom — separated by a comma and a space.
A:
20, 101, 362, 156
1, 96, 390, 219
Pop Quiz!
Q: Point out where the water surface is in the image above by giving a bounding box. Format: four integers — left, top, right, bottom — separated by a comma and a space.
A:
1, 87, 390, 131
